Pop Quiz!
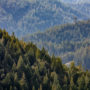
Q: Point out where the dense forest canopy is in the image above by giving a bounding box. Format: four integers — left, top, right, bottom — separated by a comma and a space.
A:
0, 29, 90, 90
23, 20, 90, 70
0, 0, 90, 90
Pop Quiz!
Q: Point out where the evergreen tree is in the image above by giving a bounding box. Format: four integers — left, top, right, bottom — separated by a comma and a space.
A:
36, 49, 41, 59
19, 73, 28, 90
51, 72, 62, 90
14, 72, 18, 82
55, 57, 63, 73
39, 84, 42, 90
32, 86, 35, 90
85, 74, 90, 89
12, 63, 17, 71
70, 77, 77, 90
10, 86, 13, 90
17, 56, 24, 70
63, 75, 68, 90
77, 75, 86, 90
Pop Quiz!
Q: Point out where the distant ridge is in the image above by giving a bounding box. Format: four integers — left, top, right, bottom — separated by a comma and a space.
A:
61, 0, 90, 4
23, 20, 90, 69
0, 0, 89, 37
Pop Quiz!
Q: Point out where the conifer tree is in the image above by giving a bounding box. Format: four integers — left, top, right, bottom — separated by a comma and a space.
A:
39, 84, 42, 90
32, 86, 35, 90
77, 75, 86, 90
10, 86, 13, 90
17, 56, 24, 70
51, 72, 62, 90
63, 75, 68, 90
19, 73, 28, 90
36, 49, 41, 59
70, 77, 77, 90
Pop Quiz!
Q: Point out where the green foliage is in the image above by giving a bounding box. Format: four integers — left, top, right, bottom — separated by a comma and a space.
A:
0, 29, 3, 38
0, 29, 90, 90
70, 77, 77, 90
77, 75, 86, 90
51, 72, 62, 90
23, 20, 90, 70
17, 56, 25, 70
19, 73, 28, 90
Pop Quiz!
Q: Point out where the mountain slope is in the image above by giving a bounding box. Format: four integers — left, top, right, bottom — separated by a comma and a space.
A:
0, 0, 89, 37
23, 20, 90, 69
61, 1, 90, 19
61, 0, 90, 4
24, 20, 90, 42
71, 3, 90, 17
0, 29, 90, 90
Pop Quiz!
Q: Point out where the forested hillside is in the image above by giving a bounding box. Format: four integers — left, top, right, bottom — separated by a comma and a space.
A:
23, 20, 90, 69
0, 0, 89, 37
0, 29, 90, 90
